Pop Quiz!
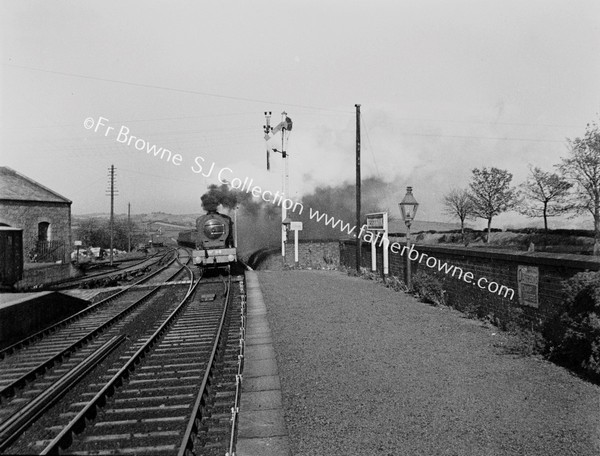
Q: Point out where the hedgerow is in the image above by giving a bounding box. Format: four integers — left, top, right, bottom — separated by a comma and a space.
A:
411, 271, 445, 306
543, 271, 600, 381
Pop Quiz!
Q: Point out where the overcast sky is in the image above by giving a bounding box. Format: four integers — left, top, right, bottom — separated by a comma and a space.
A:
2, 0, 599, 229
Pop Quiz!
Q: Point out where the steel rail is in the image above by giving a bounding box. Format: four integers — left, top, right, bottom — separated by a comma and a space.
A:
40, 260, 197, 455
1, 285, 156, 400
0, 252, 190, 401
0, 253, 179, 360
46, 248, 170, 290
0, 335, 125, 452
178, 273, 233, 456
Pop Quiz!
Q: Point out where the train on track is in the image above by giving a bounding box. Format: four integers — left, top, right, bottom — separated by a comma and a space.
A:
177, 210, 237, 272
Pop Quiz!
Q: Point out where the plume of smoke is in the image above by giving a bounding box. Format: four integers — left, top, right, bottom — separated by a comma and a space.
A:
198, 176, 397, 257
201, 184, 238, 212
296, 177, 395, 239
199, 183, 280, 257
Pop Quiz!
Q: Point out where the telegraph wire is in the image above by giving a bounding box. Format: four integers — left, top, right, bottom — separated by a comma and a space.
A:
2, 63, 353, 114
3, 63, 584, 132
360, 114, 382, 179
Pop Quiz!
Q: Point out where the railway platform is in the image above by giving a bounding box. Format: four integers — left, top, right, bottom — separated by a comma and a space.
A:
0, 291, 88, 349
236, 271, 290, 456
240, 269, 600, 456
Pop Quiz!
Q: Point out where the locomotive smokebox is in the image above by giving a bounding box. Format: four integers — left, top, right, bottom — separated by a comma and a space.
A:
195, 212, 234, 249
189, 211, 237, 271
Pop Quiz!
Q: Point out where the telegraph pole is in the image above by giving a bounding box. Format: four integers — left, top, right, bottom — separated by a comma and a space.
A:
106, 165, 117, 266
127, 202, 131, 253
355, 104, 361, 273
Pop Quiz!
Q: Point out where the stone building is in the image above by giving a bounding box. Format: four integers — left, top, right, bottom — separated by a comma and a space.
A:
0, 167, 72, 263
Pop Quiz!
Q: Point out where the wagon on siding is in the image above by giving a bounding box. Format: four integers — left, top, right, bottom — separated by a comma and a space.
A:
0, 227, 23, 290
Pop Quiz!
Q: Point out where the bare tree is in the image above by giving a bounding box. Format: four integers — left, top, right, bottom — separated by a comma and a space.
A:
75, 217, 143, 251
443, 188, 475, 241
518, 166, 572, 232
469, 167, 516, 243
559, 121, 600, 253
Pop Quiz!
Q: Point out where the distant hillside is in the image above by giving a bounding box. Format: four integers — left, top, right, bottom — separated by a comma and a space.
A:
73, 213, 200, 225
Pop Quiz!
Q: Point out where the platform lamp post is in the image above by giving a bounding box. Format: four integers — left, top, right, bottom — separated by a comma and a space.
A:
399, 186, 419, 291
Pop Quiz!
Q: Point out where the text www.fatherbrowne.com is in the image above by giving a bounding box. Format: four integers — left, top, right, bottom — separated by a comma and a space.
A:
308, 208, 515, 301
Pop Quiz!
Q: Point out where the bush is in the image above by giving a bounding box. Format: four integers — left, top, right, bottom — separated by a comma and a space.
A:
502, 321, 546, 356
412, 271, 445, 306
437, 231, 490, 245
385, 275, 408, 292
543, 271, 600, 381
506, 227, 595, 237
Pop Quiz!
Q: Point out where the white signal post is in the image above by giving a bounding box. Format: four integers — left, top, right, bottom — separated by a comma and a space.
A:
366, 212, 389, 275
281, 112, 289, 259
290, 221, 303, 265
263, 111, 293, 261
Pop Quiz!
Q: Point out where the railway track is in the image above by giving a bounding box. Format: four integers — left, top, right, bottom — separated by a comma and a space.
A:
0, 250, 192, 448
46, 249, 175, 291
0, 253, 247, 455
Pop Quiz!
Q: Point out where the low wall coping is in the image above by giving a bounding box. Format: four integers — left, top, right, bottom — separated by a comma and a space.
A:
339, 240, 600, 271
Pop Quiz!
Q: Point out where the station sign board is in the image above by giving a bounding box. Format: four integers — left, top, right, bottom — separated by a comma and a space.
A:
366, 212, 386, 231
290, 221, 303, 231
365, 212, 389, 275
517, 265, 539, 308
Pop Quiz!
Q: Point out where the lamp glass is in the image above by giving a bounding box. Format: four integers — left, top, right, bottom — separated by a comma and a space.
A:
399, 187, 419, 223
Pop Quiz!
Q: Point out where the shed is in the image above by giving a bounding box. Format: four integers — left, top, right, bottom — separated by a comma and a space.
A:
0, 167, 72, 263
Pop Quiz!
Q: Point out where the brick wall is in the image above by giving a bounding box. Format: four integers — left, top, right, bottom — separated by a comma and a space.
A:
16, 263, 82, 290
0, 200, 71, 263
340, 240, 600, 329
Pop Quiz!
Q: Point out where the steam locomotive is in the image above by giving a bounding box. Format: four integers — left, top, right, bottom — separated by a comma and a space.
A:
178, 211, 237, 272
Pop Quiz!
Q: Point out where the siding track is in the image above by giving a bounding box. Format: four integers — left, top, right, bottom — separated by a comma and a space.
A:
0, 250, 246, 456
0, 249, 194, 452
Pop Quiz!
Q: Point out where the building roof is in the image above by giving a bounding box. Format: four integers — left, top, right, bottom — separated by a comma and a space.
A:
0, 167, 71, 204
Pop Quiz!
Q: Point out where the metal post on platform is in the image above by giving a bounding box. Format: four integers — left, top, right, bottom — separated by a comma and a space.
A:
294, 228, 299, 265
371, 236, 376, 272
399, 187, 419, 291
405, 228, 412, 289
383, 214, 389, 275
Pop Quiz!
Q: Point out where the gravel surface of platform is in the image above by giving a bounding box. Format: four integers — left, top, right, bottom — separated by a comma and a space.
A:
258, 270, 600, 456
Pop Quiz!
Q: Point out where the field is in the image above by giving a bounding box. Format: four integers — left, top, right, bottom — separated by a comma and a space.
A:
409, 229, 597, 255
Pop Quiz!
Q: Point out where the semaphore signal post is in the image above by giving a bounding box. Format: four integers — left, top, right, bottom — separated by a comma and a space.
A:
263, 111, 294, 261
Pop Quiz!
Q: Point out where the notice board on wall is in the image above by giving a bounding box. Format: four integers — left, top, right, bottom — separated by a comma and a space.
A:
517, 265, 539, 308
